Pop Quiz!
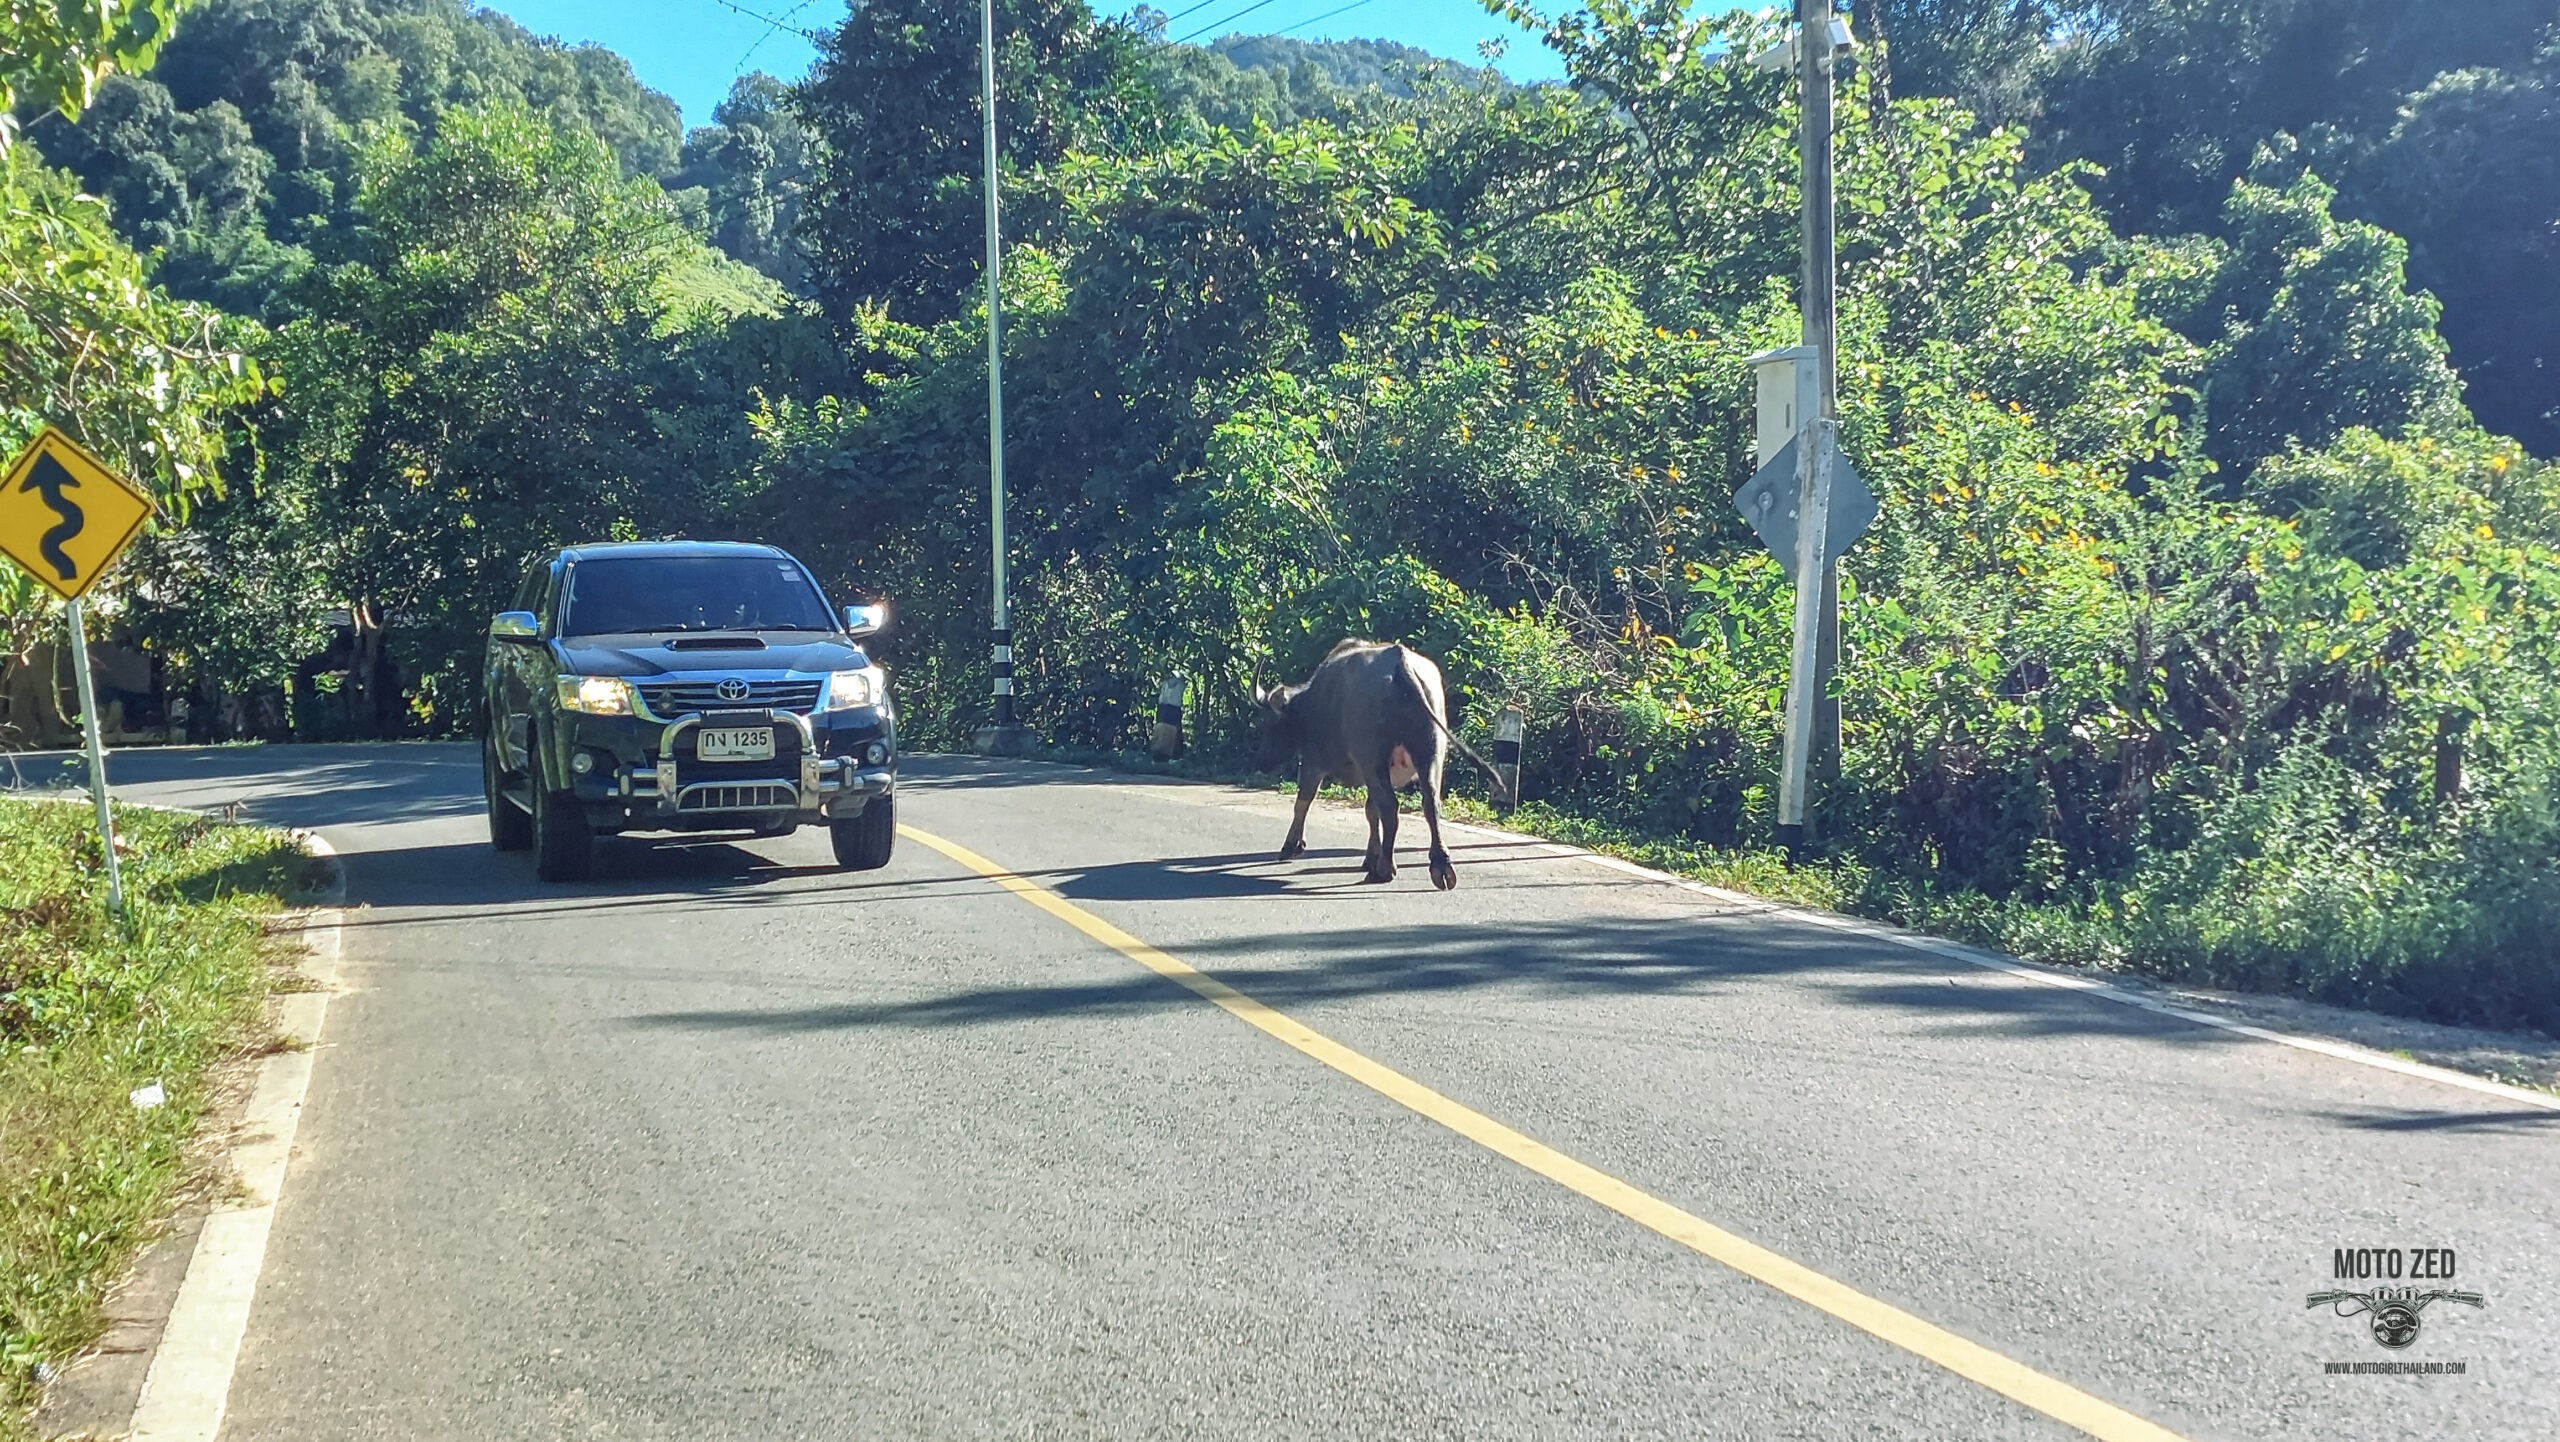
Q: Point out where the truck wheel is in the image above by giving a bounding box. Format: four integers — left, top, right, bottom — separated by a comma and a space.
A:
484, 732, 531, 852
830, 796, 895, 871
531, 752, 594, 882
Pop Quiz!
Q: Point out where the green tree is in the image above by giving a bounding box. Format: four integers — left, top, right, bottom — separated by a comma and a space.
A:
267, 101, 711, 729
670, 73, 815, 293
1, 0, 196, 126
0, 139, 268, 625
1858, 0, 2062, 124
2344, 39, 2560, 455
794, 0, 1156, 322
30, 0, 694, 315
2032, 0, 2555, 236
2180, 162, 2464, 481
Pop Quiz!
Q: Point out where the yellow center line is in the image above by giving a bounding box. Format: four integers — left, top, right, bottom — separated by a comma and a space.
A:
897, 823, 2189, 1442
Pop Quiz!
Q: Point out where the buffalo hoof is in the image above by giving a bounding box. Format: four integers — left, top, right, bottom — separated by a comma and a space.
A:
1279, 838, 1306, 861
1429, 853, 1457, 890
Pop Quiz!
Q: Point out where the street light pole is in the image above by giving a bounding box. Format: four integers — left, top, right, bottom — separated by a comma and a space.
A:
1774, 0, 1840, 859
975, 0, 1025, 753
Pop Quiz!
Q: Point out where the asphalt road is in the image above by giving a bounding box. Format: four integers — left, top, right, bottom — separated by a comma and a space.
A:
22, 743, 2560, 1440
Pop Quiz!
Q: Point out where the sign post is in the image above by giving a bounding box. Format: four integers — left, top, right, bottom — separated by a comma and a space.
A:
1735, 3, 1861, 861
2, 426, 159, 914
63, 598, 124, 912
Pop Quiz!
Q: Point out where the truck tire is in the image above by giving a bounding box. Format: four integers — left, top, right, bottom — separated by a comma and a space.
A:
484, 732, 531, 852
830, 795, 895, 871
531, 751, 594, 882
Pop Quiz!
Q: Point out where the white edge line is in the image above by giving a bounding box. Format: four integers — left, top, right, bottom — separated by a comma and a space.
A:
1440, 818, 2560, 1114
128, 829, 345, 1442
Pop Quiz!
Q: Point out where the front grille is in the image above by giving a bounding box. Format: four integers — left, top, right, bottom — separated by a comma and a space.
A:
636, 678, 822, 714
676, 781, 799, 812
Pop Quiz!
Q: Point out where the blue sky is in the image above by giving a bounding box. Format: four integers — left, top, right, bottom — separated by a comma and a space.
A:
480, 1, 1567, 130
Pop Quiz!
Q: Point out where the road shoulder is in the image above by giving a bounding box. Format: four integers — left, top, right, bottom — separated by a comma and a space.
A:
30, 834, 344, 1442
961, 751, 2560, 1105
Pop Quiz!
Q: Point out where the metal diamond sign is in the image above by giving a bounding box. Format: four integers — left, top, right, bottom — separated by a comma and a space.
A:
1733, 429, 1877, 579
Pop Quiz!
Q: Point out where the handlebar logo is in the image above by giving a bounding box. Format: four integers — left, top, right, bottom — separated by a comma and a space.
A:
2312, 1248, 2482, 1350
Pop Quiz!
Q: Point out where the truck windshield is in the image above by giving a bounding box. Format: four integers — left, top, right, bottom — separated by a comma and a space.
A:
561, 555, 835, 635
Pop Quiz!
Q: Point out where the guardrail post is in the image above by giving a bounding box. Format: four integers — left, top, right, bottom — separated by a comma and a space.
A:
1150, 675, 1186, 759
1493, 704, 1524, 811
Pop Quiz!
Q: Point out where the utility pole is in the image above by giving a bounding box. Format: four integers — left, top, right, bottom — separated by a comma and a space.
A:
1774, 0, 1841, 859
973, 0, 1028, 755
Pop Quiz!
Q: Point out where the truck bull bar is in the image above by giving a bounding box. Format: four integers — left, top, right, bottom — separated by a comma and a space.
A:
609, 710, 889, 816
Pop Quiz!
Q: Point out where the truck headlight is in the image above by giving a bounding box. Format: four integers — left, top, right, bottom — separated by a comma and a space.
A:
556, 675, 635, 715
821, 668, 885, 711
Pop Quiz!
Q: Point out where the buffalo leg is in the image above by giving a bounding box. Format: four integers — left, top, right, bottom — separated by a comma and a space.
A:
1421, 753, 1457, 890
1367, 771, 1400, 883
1279, 764, 1320, 860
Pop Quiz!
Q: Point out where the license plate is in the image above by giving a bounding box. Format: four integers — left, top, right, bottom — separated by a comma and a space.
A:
696, 727, 774, 762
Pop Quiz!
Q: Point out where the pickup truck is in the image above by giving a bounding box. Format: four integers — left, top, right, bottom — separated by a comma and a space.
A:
480, 541, 898, 881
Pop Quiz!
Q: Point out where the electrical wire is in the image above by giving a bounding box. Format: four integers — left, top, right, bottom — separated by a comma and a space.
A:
1272, 0, 1380, 38
1155, 0, 1232, 26
1173, 0, 1293, 46
708, 0, 824, 44
734, 0, 821, 71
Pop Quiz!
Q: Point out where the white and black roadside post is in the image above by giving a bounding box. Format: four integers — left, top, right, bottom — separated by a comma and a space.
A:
64, 599, 125, 913
971, 0, 1031, 758
1150, 675, 1187, 759
1493, 703, 1524, 811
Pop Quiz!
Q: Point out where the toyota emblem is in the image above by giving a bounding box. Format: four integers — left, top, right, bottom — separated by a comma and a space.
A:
715, 677, 751, 702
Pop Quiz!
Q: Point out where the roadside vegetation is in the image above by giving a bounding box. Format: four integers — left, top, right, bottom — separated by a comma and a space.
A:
0, 801, 310, 1432
2, 0, 2554, 1034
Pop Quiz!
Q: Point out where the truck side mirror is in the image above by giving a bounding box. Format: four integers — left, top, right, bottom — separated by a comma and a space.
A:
489, 611, 541, 642
843, 602, 888, 638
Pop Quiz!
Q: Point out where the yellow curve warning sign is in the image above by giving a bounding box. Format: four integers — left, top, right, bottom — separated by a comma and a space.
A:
0, 426, 156, 603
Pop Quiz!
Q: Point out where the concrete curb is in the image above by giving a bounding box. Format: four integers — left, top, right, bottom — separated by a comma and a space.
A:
122, 828, 343, 1442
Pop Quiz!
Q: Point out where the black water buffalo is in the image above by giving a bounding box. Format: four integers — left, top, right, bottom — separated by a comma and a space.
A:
1254, 639, 1505, 889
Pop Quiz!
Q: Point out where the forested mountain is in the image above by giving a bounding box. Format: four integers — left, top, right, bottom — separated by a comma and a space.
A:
23, 0, 690, 314
3, 0, 2556, 1033
1146, 30, 1506, 134
22, 0, 1509, 308
1871, 0, 2560, 457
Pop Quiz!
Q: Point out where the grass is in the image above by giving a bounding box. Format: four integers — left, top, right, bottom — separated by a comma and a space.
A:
0, 799, 314, 1436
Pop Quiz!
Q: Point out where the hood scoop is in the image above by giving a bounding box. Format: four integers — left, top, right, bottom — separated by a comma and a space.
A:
663, 635, 768, 651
